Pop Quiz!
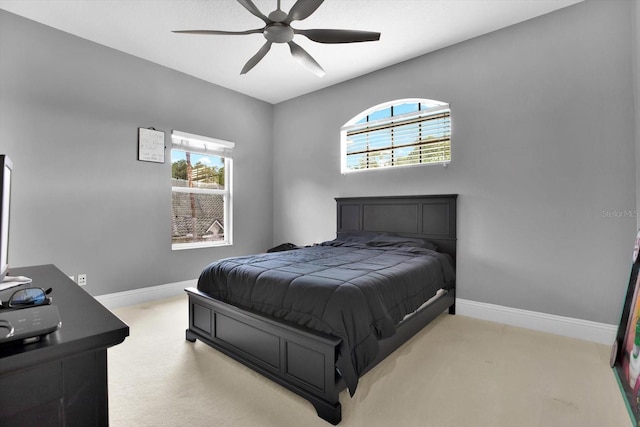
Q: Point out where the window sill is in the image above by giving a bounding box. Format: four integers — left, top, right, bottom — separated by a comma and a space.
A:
342, 160, 450, 174
172, 241, 232, 251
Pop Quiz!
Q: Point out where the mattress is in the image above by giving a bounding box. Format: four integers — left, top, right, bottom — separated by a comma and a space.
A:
197, 238, 455, 395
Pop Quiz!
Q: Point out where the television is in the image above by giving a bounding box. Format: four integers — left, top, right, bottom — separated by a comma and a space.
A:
0, 155, 13, 283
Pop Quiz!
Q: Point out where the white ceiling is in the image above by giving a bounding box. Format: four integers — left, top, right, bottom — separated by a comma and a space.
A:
0, 0, 583, 104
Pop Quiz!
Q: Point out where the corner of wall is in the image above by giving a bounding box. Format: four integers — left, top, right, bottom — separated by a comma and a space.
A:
634, 0, 640, 230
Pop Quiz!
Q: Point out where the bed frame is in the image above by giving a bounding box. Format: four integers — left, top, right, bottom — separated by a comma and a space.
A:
185, 194, 457, 424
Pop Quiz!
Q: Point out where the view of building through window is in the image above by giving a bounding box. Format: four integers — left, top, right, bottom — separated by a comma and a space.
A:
171, 131, 233, 249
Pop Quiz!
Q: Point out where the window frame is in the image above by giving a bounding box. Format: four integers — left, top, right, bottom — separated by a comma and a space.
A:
340, 98, 451, 173
171, 130, 234, 251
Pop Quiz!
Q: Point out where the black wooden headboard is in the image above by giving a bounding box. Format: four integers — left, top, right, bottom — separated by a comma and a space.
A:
335, 194, 457, 263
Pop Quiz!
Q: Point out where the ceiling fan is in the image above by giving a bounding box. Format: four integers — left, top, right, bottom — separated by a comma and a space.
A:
172, 0, 381, 77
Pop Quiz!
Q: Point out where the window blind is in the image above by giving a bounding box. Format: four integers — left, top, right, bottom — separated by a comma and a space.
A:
171, 130, 234, 158
342, 104, 450, 171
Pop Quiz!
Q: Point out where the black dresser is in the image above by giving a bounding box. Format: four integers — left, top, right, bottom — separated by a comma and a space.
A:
0, 264, 129, 426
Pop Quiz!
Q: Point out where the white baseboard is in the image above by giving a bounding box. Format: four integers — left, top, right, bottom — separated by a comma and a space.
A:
95, 279, 195, 310
95, 284, 618, 346
456, 298, 617, 345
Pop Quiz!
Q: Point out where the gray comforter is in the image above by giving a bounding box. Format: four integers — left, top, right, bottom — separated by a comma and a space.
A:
197, 239, 455, 395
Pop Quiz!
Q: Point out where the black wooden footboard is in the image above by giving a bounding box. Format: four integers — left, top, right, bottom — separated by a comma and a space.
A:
185, 286, 455, 425
185, 287, 344, 424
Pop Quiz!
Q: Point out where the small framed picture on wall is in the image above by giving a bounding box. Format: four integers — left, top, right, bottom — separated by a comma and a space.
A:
138, 127, 165, 163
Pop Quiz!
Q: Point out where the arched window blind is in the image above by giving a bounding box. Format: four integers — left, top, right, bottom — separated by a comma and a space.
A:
341, 99, 451, 173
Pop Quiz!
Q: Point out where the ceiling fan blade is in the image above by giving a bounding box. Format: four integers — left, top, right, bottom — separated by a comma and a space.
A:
295, 29, 381, 44
173, 29, 263, 36
284, 0, 324, 24
288, 41, 325, 77
237, 0, 271, 24
241, 41, 273, 74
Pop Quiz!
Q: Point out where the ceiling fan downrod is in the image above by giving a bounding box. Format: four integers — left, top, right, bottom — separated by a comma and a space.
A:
268, 0, 288, 23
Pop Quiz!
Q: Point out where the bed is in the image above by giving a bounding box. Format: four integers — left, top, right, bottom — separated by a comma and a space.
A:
185, 194, 457, 424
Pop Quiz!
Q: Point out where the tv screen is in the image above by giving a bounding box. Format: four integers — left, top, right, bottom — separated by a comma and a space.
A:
0, 155, 12, 283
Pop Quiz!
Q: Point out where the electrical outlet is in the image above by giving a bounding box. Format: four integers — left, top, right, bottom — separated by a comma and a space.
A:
78, 274, 87, 286
69, 275, 75, 282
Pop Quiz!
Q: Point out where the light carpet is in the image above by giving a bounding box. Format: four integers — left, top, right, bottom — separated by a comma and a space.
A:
108, 295, 631, 427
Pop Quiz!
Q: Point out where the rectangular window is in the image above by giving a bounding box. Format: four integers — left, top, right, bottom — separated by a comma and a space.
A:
171, 130, 234, 250
341, 103, 451, 173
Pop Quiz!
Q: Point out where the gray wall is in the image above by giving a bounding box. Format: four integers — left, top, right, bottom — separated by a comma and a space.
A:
0, 10, 274, 295
272, 0, 636, 325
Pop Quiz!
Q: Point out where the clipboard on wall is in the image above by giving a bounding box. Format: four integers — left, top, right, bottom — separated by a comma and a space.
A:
138, 127, 165, 163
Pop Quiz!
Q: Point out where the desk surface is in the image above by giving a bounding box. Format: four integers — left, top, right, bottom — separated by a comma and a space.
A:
0, 264, 129, 373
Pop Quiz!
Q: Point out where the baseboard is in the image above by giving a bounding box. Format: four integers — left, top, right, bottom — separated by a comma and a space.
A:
456, 298, 617, 345
95, 285, 617, 345
95, 279, 195, 310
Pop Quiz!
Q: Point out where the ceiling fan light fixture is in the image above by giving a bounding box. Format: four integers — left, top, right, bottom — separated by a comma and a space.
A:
263, 24, 294, 43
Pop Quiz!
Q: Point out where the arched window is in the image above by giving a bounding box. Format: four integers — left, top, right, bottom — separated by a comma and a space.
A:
341, 98, 451, 173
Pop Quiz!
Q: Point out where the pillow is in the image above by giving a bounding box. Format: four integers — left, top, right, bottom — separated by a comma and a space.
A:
366, 234, 438, 250
337, 231, 381, 243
